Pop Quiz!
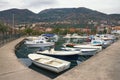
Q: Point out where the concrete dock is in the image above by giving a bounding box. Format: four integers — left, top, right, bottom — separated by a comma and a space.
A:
0, 38, 120, 80
0, 38, 50, 80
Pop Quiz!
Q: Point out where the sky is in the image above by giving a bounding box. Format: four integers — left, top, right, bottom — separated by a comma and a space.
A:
0, 0, 120, 14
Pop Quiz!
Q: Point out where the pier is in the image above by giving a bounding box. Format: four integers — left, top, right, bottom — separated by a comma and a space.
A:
0, 38, 120, 80
0, 38, 50, 80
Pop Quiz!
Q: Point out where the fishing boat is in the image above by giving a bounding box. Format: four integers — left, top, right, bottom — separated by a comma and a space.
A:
36, 48, 81, 60
24, 39, 55, 47
28, 54, 71, 73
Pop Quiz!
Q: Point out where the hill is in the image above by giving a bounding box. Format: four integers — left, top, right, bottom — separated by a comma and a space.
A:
0, 8, 37, 24
0, 7, 120, 26
38, 7, 109, 22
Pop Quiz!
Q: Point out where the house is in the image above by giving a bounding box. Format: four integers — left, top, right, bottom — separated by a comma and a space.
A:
45, 27, 53, 32
111, 26, 120, 34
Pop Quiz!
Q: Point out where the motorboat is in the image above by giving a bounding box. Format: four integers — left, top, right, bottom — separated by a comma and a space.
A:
74, 44, 102, 52
91, 39, 113, 48
63, 42, 102, 52
25, 36, 48, 41
24, 39, 55, 47
36, 48, 81, 60
28, 54, 71, 73
91, 39, 104, 46
41, 34, 59, 42
25, 36, 39, 40
61, 47, 98, 55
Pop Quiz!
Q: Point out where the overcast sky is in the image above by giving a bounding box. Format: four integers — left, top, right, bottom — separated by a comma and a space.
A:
0, 0, 120, 14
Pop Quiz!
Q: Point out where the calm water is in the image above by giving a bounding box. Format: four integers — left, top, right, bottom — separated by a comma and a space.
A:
15, 37, 92, 79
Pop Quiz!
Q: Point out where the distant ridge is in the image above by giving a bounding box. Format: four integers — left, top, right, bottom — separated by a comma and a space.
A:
0, 7, 120, 25
0, 8, 37, 24
38, 7, 109, 22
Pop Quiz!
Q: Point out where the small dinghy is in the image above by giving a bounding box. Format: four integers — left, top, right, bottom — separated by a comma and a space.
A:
28, 54, 71, 73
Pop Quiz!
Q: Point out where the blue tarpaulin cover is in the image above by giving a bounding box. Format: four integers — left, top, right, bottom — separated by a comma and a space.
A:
42, 34, 55, 37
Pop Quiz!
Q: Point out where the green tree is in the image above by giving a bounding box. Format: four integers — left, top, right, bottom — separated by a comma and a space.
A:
24, 28, 33, 35
103, 27, 107, 34
53, 27, 60, 34
0, 23, 8, 33
0, 22, 9, 42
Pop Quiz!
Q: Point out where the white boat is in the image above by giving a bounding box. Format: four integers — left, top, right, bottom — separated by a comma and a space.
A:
93, 34, 116, 41
28, 54, 71, 73
91, 39, 104, 46
63, 33, 89, 43
25, 36, 39, 40
61, 47, 98, 55
24, 39, 55, 47
41, 34, 59, 42
91, 39, 113, 48
74, 44, 102, 52
36, 48, 81, 60
25, 36, 48, 41
63, 42, 102, 52
37, 48, 81, 56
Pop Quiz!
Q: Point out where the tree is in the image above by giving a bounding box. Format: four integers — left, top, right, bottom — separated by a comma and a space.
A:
0, 22, 9, 42
0, 23, 8, 33
103, 27, 107, 34
53, 27, 60, 34
24, 28, 33, 35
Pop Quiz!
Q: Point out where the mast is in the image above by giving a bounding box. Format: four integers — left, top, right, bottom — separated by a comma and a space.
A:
12, 14, 14, 34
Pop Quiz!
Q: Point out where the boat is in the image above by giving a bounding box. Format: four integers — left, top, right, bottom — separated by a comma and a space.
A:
61, 47, 98, 55
24, 39, 55, 48
28, 54, 71, 73
74, 44, 102, 52
63, 33, 89, 43
91, 38, 113, 48
25, 36, 48, 41
36, 48, 81, 60
63, 42, 102, 52
91, 39, 104, 46
41, 34, 59, 42
25, 36, 39, 40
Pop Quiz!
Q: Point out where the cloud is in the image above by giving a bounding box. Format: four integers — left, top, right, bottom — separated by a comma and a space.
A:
0, 0, 120, 14
0, 1, 9, 6
24, 0, 57, 8
20, 0, 58, 13
0, 1, 10, 10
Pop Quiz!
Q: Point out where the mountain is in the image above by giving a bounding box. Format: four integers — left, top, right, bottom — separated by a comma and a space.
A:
38, 7, 109, 22
0, 8, 37, 24
0, 7, 120, 26
109, 14, 120, 20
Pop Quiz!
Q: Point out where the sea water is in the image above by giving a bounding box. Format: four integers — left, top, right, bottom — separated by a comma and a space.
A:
15, 37, 92, 79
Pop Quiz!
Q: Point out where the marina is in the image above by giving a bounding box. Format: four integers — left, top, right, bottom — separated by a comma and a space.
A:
0, 1, 120, 80
0, 36, 120, 80
14, 34, 117, 79
15, 36, 92, 78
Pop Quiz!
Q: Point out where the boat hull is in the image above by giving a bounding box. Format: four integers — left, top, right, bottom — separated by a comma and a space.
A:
32, 60, 70, 73
37, 50, 81, 60
61, 47, 98, 55
25, 43, 54, 47
40, 54, 80, 61
28, 54, 71, 73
